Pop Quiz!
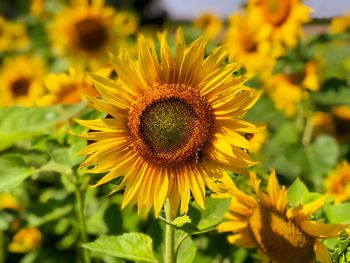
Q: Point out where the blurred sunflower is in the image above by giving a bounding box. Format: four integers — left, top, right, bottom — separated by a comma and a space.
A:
0, 193, 22, 211
264, 61, 320, 116
326, 161, 350, 204
49, 0, 124, 65
331, 14, 350, 33
194, 13, 223, 41
0, 16, 29, 52
38, 68, 97, 105
217, 171, 347, 263
245, 126, 267, 154
224, 14, 275, 76
312, 112, 335, 137
248, 0, 311, 55
8, 227, 42, 253
114, 10, 138, 36
77, 30, 261, 216
0, 56, 46, 107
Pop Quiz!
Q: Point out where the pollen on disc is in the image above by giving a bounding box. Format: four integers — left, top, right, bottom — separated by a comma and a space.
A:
139, 98, 197, 153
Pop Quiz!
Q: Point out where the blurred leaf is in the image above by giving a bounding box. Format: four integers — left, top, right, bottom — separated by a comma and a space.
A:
311, 81, 350, 106
0, 104, 85, 150
287, 178, 309, 206
83, 233, 157, 262
0, 154, 33, 191
304, 136, 339, 189
27, 199, 73, 227
324, 203, 350, 224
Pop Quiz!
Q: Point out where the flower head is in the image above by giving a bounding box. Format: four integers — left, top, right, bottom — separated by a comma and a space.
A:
0, 56, 46, 107
326, 161, 350, 204
49, 0, 129, 65
77, 30, 261, 217
248, 0, 312, 55
8, 227, 42, 253
217, 171, 347, 263
224, 14, 275, 76
194, 13, 223, 40
0, 16, 29, 52
38, 68, 97, 105
331, 14, 350, 33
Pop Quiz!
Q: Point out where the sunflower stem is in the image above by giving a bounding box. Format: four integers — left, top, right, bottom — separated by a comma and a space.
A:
302, 115, 314, 147
0, 230, 5, 263
74, 170, 91, 263
164, 199, 175, 263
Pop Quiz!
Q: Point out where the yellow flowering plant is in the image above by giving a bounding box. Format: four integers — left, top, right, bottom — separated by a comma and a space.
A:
0, 0, 350, 263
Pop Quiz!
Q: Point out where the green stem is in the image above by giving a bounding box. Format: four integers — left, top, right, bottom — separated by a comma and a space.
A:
302, 115, 314, 147
164, 199, 175, 263
74, 174, 91, 263
0, 230, 5, 263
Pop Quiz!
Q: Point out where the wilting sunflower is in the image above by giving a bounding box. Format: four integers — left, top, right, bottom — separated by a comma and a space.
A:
325, 161, 350, 204
0, 16, 29, 52
49, 0, 120, 65
38, 68, 97, 106
194, 13, 223, 41
76, 30, 261, 216
0, 56, 46, 107
224, 14, 275, 76
248, 0, 311, 55
217, 171, 347, 263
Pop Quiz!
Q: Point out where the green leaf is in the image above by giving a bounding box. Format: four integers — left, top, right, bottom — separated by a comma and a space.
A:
324, 203, 350, 224
0, 154, 33, 191
82, 233, 158, 263
172, 216, 191, 227
311, 83, 350, 106
304, 135, 339, 189
0, 104, 85, 150
175, 231, 196, 263
287, 178, 309, 206
196, 197, 231, 230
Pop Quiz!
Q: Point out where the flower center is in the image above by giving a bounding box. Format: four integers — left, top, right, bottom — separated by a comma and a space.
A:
128, 83, 214, 166
240, 33, 258, 53
248, 205, 315, 263
75, 17, 108, 51
261, 0, 291, 26
11, 78, 30, 97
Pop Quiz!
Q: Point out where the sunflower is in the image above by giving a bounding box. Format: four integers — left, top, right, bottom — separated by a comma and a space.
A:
0, 193, 22, 211
217, 171, 347, 263
49, 0, 122, 65
38, 68, 97, 106
8, 227, 42, 253
114, 10, 138, 37
0, 56, 46, 107
331, 14, 350, 33
0, 16, 29, 52
325, 161, 350, 204
312, 112, 335, 137
248, 0, 312, 55
194, 13, 223, 41
264, 60, 320, 117
76, 30, 261, 217
224, 14, 275, 76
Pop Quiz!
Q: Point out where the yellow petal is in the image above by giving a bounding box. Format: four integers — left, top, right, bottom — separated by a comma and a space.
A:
299, 220, 347, 238
314, 240, 332, 263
